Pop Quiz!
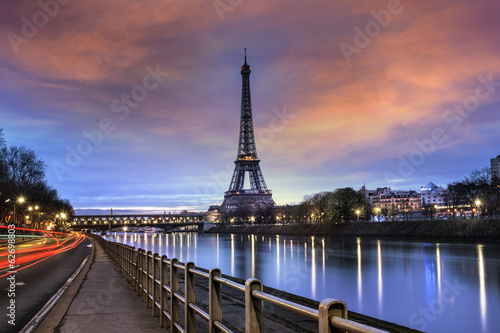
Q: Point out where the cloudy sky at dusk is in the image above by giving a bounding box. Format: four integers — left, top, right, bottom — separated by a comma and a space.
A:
1, 0, 499, 214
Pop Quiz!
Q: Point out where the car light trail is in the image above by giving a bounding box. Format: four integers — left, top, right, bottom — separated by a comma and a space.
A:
0, 226, 86, 278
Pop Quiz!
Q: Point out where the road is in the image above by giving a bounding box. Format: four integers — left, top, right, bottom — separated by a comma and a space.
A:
0, 232, 90, 333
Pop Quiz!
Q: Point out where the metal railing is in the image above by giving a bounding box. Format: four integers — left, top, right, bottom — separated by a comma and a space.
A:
91, 235, 388, 333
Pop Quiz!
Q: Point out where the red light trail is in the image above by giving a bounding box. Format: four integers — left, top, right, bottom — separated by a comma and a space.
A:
0, 226, 86, 278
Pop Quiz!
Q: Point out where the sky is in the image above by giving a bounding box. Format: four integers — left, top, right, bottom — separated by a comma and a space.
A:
1, 0, 499, 215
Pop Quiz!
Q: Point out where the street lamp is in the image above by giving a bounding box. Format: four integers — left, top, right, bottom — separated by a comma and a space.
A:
12, 197, 25, 226
355, 209, 361, 222
475, 199, 481, 220
375, 208, 381, 222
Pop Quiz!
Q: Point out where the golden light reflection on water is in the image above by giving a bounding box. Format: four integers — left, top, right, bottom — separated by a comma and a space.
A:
304, 242, 307, 261
276, 235, 280, 280
216, 234, 220, 267
311, 236, 316, 299
436, 244, 441, 296
478, 244, 487, 330
251, 234, 256, 277
322, 238, 325, 275
377, 240, 383, 312
283, 238, 286, 265
231, 234, 235, 276
357, 238, 362, 311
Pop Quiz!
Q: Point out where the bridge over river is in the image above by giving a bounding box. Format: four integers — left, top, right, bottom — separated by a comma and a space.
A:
71, 213, 208, 231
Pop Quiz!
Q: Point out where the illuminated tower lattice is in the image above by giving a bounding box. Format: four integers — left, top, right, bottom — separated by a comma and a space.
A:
221, 50, 275, 211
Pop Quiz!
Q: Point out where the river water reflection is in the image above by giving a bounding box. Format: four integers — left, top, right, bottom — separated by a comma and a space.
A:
105, 232, 500, 332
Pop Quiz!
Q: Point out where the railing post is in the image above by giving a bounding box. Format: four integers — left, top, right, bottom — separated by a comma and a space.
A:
170, 258, 179, 332
136, 249, 143, 295
185, 262, 196, 332
133, 248, 139, 291
131, 246, 135, 283
160, 255, 170, 328
126, 246, 132, 282
153, 253, 160, 317
146, 251, 153, 307
119, 244, 123, 271
245, 278, 263, 333
318, 298, 347, 333
209, 268, 222, 333
130, 246, 135, 283
121, 244, 125, 273
142, 250, 148, 302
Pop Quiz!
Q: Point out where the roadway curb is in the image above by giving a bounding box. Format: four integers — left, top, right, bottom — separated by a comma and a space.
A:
21, 237, 95, 333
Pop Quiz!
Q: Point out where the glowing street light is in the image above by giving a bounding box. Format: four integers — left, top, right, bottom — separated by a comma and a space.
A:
12, 196, 25, 226
475, 199, 481, 220
375, 207, 381, 222
355, 209, 361, 221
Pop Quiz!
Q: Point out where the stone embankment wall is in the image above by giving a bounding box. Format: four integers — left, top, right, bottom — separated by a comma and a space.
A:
209, 220, 500, 240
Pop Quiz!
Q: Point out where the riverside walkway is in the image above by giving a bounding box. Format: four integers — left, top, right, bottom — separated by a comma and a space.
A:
36, 240, 166, 333
34, 236, 416, 333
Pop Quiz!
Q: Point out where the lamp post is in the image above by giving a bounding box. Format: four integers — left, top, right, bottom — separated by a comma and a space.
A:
375, 207, 381, 222
355, 209, 360, 222
34, 206, 40, 229
475, 200, 481, 220
12, 197, 25, 227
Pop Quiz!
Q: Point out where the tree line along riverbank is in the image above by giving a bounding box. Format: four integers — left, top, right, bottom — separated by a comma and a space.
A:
208, 219, 500, 240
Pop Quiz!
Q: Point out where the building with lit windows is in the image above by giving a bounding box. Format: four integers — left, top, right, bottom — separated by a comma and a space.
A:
491, 155, 500, 181
367, 187, 421, 211
420, 182, 446, 207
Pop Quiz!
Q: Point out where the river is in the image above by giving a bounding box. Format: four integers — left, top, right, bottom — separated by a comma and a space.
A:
104, 232, 500, 332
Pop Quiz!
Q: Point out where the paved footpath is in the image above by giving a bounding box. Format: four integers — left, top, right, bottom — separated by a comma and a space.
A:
36, 240, 165, 333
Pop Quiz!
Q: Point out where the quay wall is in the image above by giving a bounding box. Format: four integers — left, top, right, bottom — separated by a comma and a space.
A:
208, 219, 500, 240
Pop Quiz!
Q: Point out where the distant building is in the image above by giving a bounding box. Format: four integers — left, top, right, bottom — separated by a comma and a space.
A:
491, 155, 500, 181
360, 186, 421, 212
420, 182, 446, 207
359, 185, 378, 204
367, 187, 421, 212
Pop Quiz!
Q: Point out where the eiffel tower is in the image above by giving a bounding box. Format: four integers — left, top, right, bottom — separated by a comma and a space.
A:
221, 50, 275, 211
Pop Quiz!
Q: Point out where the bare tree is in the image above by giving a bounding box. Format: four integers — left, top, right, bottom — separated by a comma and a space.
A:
0, 129, 73, 227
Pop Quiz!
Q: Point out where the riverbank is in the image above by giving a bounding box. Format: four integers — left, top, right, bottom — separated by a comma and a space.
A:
208, 219, 500, 240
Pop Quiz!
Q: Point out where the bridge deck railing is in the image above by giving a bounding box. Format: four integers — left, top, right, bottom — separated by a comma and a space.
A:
90, 234, 387, 333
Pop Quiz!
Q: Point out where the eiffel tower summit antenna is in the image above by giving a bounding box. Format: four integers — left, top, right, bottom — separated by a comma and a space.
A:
221, 50, 275, 212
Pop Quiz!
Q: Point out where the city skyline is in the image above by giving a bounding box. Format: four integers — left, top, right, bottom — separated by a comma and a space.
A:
1, 0, 500, 214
